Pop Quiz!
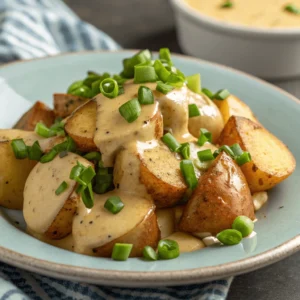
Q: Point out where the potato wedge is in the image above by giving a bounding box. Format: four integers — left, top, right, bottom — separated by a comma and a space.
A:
0, 140, 37, 209
156, 208, 175, 239
53, 93, 89, 118
64, 99, 97, 151
13, 101, 55, 131
218, 116, 296, 192
179, 152, 255, 235
187, 91, 224, 143
139, 143, 187, 208
23, 153, 92, 238
213, 95, 258, 125
93, 210, 160, 257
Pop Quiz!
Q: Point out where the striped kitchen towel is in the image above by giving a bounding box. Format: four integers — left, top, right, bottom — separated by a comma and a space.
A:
0, 0, 233, 299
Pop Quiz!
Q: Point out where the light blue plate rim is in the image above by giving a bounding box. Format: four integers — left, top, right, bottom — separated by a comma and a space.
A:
0, 50, 299, 286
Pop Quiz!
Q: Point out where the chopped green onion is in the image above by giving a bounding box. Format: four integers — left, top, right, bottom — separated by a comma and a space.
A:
119, 98, 141, 123
11, 139, 28, 159
166, 73, 184, 88
221, 1, 233, 8
67, 80, 83, 94
186, 74, 201, 93
91, 79, 102, 96
55, 181, 68, 195
214, 89, 230, 100
87, 70, 100, 76
230, 143, 243, 157
71, 85, 93, 98
81, 183, 94, 208
188, 104, 201, 118
285, 4, 300, 14
217, 229, 242, 245
84, 152, 101, 161
154, 60, 171, 82
180, 160, 198, 190
70, 164, 84, 180
143, 246, 158, 261
161, 133, 181, 152
157, 239, 180, 260
28, 141, 43, 161
236, 152, 251, 166
232, 216, 254, 237
134, 65, 157, 83
219, 145, 235, 158
104, 196, 124, 214
83, 74, 102, 87
112, 243, 133, 261
159, 48, 173, 65
100, 78, 119, 99
156, 81, 174, 94
80, 166, 96, 185
40, 149, 58, 163
94, 168, 114, 194
180, 143, 190, 159
66, 137, 77, 152
138, 86, 154, 105
197, 149, 214, 162
197, 128, 212, 146
202, 88, 214, 99
35, 122, 56, 138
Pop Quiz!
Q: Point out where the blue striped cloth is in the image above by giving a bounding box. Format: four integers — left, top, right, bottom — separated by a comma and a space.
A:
0, 0, 232, 299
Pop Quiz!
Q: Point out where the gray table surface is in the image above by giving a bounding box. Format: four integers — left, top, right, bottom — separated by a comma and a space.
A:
66, 1, 300, 299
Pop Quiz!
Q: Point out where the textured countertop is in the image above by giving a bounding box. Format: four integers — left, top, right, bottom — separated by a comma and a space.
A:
66, 1, 300, 299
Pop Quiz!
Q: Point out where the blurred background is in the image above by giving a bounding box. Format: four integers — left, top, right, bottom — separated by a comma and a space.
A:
65, 1, 299, 299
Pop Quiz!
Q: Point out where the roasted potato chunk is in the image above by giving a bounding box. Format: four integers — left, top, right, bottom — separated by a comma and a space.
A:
213, 95, 258, 125
94, 210, 160, 257
179, 152, 255, 235
139, 143, 187, 208
65, 99, 97, 151
156, 208, 175, 238
13, 101, 55, 131
53, 93, 89, 118
218, 116, 296, 192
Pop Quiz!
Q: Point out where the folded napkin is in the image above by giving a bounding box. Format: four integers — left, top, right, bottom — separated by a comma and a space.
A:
0, 0, 233, 299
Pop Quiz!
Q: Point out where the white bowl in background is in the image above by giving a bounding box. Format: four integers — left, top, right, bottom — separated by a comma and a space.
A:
170, 0, 300, 79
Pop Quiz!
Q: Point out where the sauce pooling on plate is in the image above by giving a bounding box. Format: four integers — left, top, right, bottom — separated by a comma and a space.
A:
185, 0, 300, 28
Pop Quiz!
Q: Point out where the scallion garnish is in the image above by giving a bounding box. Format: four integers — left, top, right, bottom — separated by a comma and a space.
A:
35, 122, 56, 138
159, 48, 173, 65
70, 163, 84, 180
230, 143, 243, 157
156, 81, 174, 94
119, 98, 141, 123
70, 85, 93, 98
180, 143, 190, 159
188, 104, 201, 118
186, 74, 201, 94
221, 1, 233, 8
236, 152, 252, 166
157, 239, 180, 260
180, 160, 198, 190
112, 243, 133, 261
138, 86, 154, 105
100, 78, 119, 99
202, 88, 214, 99
285, 4, 300, 14
166, 73, 184, 88
55, 181, 68, 195
143, 246, 158, 261
28, 141, 43, 161
197, 149, 215, 162
154, 60, 171, 82
81, 183, 94, 208
197, 128, 212, 146
94, 168, 114, 194
134, 65, 157, 83
213, 89, 231, 100
40, 148, 58, 163
67, 80, 84, 94
104, 196, 124, 214
83, 152, 101, 161
162, 133, 181, 152
11, 139, 28, 159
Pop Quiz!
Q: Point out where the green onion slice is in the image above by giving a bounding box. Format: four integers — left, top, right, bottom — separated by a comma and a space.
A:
11, 139, 28, 159
94, 168, 114, 194
236, 152, 251, 166
138, 86, 154, 105
230, 143, 243, 157
219, 145, 235, 158
70, 164, 84, 180
197, 149, 215, 162
157, 239, 180, 260
214, 89, 231, 100
119, 98, 141, 123
201, 88, 214, 99
112, 243, 133, 261
166, 73, 184, 88
143, 246, 158, 261
55, 181, 68, 195
28, 141, 43, 161
104, 196, 124, 214
180, 143, 190, 159
81, 183, 94, 208
100, 78, 119, 99
134, 65, 157, 83
80, 166, 96, 185
161, 133, 181, 152
285, 4, 300, 14
154, 60, 171, 82
71, 85, 93, 98
180, 160, 198, 190
67, 80, 83, 94
197, 128, 212, 146
156, 81, 174, 94
159, 48, 173, 65
83, 152, 101, 161
186, 74, 201, 94
221, 1, 233, 8
35, 122, 56, 138
188, 104, 201, 118
40, 149, 58, 163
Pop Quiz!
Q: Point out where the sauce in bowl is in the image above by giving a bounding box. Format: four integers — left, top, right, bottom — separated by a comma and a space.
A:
185, 0, 300, 28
